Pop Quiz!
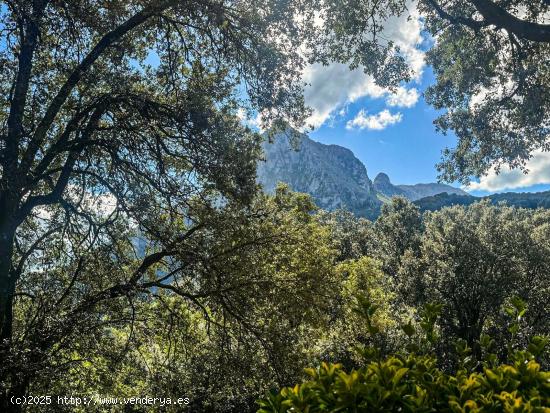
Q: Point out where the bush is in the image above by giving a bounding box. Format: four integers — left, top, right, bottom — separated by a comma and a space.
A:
257, 299, 550, 412
258, 347, 549, 412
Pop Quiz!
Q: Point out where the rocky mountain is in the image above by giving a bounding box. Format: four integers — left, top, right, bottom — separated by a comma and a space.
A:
372, 173, 408, 198
257, 133, 473, 218
256, 134, 550, 218
373, 172, 469, 201
256, 133, 382, 219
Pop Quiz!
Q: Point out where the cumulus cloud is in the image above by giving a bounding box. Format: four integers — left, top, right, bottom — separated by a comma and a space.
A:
469, 79, 516, 110
303, 64, 386, 127
346, 109, 403, 131
382, 3, 425, 78
467, 150, 550, 192
303, 1, 425, 127
386, 87, 419, 108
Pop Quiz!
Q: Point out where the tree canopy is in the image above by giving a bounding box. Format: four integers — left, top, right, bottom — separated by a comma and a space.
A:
0, 0, 412, 408
418, 0, 550, 183
1, 0, 549, 411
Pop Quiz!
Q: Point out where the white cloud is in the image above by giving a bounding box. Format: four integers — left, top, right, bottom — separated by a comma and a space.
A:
382, 3, 425, 79
469, 78, 516, 110
63, 184, 119, 217
236, 108, 264, 131
303, 1, 425, 128
236, 108, 247, 122
386, 87, 419, 108
346, 109, 403, 131
467, 150, 550, 192
303, 64, 386, 127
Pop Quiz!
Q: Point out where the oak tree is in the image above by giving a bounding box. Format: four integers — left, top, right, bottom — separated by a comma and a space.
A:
0, 0, 409, 407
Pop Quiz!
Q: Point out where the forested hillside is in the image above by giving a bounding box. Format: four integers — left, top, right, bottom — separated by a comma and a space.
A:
415, 190, 550, 211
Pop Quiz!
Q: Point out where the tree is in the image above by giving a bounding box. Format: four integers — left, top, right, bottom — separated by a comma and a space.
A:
399, 202, 550, 361
0, 0, 411, 407
418, 0, 550, 183
317, 209, 374, 262
321, 257, 407, 368
24, 187, 342, 412
373, 197, 423, 277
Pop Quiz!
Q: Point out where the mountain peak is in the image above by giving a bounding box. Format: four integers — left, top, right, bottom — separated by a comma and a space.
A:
257, 133, 381, 219
257, 134, 470, 218
374, 173, 391, 185
373, 172, 407, 198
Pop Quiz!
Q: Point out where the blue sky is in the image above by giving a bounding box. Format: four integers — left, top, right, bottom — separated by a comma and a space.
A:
309, 69, 453, 186
296, 4, 550, 196
2, 2, 547, 196
307, 68, 550, 196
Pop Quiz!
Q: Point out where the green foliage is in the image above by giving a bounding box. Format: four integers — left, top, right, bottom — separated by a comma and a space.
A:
258, 352, 550, 413
258, 302, 550, 413
2, 0, 549, 410
397, 201, 550, 357
0, 0, 416, 406
414, 192, 550, 213
29, 187, 344, 412
373, 197, 423, 277
418, 0, 550, 182
317, 210, 374, 262
317, 257, 405, 369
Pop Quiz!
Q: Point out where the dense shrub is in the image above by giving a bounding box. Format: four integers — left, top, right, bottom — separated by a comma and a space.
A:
258, 351, 549, 412
258, 300, 550, 412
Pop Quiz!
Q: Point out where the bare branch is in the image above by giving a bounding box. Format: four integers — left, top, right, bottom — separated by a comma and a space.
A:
424, 0, 484, 31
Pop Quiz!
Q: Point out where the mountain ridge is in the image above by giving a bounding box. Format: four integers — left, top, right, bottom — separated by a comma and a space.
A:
256, 133, 381, 219
257, 133, 470, 218
257, 133, 550, 218
373, 172, 468, 201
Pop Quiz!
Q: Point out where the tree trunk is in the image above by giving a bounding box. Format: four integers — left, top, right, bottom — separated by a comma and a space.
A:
0, 382, 26, 413
0, 207, 30, 413
0, 209, 17, 342
0, 230, 22, 413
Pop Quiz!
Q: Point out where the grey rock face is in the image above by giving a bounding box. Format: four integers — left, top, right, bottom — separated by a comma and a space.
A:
257, 133, 468, 217
257, 133, 381, 218
373, 173, 408, 197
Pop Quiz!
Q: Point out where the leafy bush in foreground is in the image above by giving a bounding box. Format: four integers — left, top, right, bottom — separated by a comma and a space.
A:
258, 351, 549, 412
258, 300, 550, 413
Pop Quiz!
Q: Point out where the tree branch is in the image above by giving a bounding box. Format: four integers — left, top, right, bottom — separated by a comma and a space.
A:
424, 0, 484, 31
470, 0, 550, 42
3, 0, 48, 177
12, 225, 62, 279
25, 99, 110, 188
19, 0, 179, 174
426, 0, 550, 42
16, 104, 107, 223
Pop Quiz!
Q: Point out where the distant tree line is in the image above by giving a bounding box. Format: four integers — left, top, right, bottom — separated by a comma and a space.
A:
414, 191, 550, 212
